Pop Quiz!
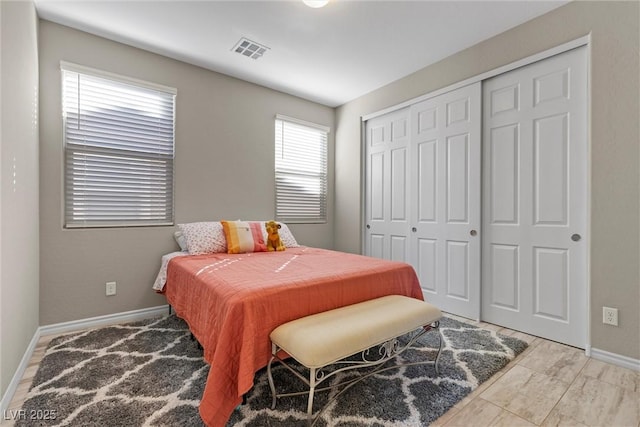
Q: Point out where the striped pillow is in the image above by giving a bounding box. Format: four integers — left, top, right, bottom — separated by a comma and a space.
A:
221, 220, 267, 254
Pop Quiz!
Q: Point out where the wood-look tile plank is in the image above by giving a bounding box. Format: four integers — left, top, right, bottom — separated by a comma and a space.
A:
480, 365, 570, 425
580, 358, 640, 393
551, 375, 640, 427
444, 398, 503, 426
490, 410, 537, 427
541, 408, 589, 427
517, 340, 589, 383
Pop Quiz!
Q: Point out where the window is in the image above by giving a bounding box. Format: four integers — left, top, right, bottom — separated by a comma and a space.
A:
62, 63, 176, 228
275, 115, 329, 223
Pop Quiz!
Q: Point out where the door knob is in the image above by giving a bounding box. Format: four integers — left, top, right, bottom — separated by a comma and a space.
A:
470, 229, 477, 236
411, 227, 417, 232
571, 233, 581, 242
366, 224, 371, 229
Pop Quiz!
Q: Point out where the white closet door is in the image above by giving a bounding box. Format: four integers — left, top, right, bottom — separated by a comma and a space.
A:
410, 83, 482, 319
364, 108, 411, 262
482, 47, 588, 348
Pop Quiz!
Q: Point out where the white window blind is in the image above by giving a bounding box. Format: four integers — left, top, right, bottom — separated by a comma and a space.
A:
62, 63, 176, 228
275, 116, 328, 223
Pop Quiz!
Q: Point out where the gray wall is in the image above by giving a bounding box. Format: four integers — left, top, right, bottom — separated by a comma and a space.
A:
39, 21, 335, 325
0, 1, 40, 400
334, 1, 639, 359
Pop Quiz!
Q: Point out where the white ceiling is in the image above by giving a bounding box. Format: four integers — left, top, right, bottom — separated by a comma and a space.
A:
34, 0, 568, 107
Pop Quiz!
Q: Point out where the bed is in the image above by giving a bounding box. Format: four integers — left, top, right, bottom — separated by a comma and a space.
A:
156, 231, 423, 427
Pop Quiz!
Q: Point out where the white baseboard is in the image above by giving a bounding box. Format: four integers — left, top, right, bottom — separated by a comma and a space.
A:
0, 328, 41, 415
0, 304, 170, 415
590, 347, 640, 372
39, 305, 170, 336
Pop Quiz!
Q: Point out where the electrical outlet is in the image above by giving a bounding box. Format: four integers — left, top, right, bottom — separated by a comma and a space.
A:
602, 306, 618, 326
106, 281, 117, 296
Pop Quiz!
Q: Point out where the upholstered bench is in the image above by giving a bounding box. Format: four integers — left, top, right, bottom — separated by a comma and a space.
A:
267, 295, 443, 425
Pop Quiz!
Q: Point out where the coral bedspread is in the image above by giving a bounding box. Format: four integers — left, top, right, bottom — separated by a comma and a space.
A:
164, 246, 423, 427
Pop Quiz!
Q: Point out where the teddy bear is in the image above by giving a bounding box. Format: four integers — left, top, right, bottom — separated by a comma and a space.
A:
265, 220, 286, 252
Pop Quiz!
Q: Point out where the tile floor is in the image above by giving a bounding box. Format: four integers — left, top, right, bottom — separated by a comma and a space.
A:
433, 317, 640, 427
4, 317, 640, 427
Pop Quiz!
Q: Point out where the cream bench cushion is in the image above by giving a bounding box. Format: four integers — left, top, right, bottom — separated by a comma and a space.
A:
270, 295, 442, 369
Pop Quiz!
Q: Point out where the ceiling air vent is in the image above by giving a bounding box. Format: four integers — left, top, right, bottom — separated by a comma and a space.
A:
232, 37, 269, 60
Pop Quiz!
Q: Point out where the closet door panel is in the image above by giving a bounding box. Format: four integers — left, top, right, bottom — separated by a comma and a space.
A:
417, 139, 437, 222
391, 235, 408, 262
489, 243, 519, 310
410, 82, 481, 319
417, 238, 437, 292
369, 234, 385, 260
446, 240, 470, 299
490, 124, 519, 224
533, 113, 569, 225
390, 147, 408, 221
446, 133, 470, 223
364, 108, 411, 262
369, 152, 385, 221
482, 46, 587, 348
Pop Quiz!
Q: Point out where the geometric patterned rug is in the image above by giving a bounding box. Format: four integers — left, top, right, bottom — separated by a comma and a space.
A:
16, 315, 527, 426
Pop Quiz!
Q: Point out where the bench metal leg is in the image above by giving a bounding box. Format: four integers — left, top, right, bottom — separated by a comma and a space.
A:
434, 322, 443, 375
267, 343, 278, 410
269, 343, 319, 423
307, 368, 316, 425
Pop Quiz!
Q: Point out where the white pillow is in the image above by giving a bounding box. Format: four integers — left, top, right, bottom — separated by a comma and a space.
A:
278, 223, 300, 248
173, 230, 187, 251
177, 222, 227, 255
